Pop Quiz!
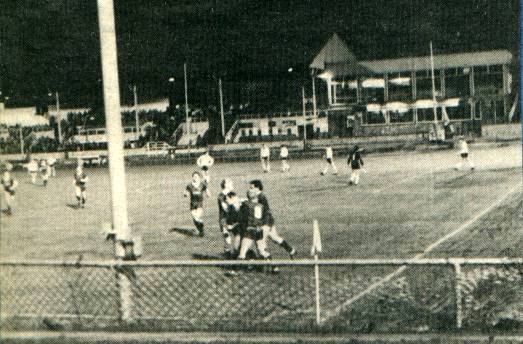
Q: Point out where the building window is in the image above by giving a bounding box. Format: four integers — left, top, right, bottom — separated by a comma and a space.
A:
445, 68, 470, 98
389, 109, 414, 123
361, 78, 385, 103
474, 65, 503, 96
334, 80, 358, 104
388, 72, 412, 102
362, 110, 386, 125
416, 70, 442, 100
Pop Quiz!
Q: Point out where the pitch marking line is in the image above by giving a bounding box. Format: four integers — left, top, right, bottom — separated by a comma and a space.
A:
323, 184, 521, 321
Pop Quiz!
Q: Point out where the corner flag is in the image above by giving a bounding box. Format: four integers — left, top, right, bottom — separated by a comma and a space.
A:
311, 219, 322, 256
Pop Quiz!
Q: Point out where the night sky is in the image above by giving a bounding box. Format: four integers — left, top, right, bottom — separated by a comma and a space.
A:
1, 0, 520, 107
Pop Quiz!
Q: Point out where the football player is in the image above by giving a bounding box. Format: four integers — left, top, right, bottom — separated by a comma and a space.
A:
1, 164, 18, 215
280, 145, 290, 172
260, 144, 271, 173
224, 191, 244, 258
184, 171, 210, 237
197, 149, 215, 183
321, 145, 338, 175
27, 158, 39, 184
347, 145, 364, 185
39, 159, 50, 187
218, 178, 235, 256
73, 165, 89, 208
249, 180, 296, 258
454, 137, 475, 171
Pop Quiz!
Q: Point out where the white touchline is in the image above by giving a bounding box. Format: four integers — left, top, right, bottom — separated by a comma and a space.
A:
323, 184, 521, 321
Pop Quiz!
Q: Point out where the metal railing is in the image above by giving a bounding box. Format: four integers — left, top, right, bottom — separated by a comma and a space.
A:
1, 258, 521, 332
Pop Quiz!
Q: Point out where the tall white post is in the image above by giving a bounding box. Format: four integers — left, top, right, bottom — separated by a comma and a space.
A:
97, 0, 133, 322
219, 78, 225, 140
314, 253, 321, 325
133, 85, 139, 141
302, 86, 306, 117
453, 262, 463, 329
56, 92, 62, 144
430, 41, 438, 123
312, 72, 318, 120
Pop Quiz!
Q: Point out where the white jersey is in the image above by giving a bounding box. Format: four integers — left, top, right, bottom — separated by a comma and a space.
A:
197, 154, 214, 168
27, 160, 39, 172
280, 147, 288, 159
261, 146, 270, 158
325, 147, 333, 160
459, 141, 469, 154
47, 157, 57, 166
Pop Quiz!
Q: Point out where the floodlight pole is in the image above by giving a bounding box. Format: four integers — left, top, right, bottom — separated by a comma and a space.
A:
18, 125, 24, 155
55, 92, 62, 144
184, 63, 190, 134
430, 41, 438, 124
97, 0, 134, 321
219, 78, 225, 141
133, 85, 139, 141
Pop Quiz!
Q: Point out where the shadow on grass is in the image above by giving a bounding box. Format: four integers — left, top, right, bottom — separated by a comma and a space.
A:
169, 227, 196, 237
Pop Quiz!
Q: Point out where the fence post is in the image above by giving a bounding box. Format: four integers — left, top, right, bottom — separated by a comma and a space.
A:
453, 261, 463, 330
314, 254, 321, 325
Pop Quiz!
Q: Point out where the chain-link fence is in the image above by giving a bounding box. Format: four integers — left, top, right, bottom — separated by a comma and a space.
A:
1, 258, 521, 332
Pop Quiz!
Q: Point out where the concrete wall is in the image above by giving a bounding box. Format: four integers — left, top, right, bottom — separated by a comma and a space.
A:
481, 123, 522, 140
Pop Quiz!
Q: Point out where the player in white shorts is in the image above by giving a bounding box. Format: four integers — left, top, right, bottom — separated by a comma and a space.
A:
2, 164, 18, 215
74, 165, 89, 208
27, 159, 39, 184
280, 145, 290, 172
321, 145, 338, 175
184, 172, 210, 237
260, 144, 271, 173
454, 137, 475, 171
47, 157, 57, 177
39, 159, 50, 187
197, 150, 214, 183
347, 145, 364, 185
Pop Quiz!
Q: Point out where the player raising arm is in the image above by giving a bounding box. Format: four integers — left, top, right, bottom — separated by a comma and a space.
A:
197, 149, 215, 183
2, 164, 18, 215
184, 172, 210, 237
73, 165, 89, 208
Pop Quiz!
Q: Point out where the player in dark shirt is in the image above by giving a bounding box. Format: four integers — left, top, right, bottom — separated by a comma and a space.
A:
224, 191, 243, 257
237, 187, 271, 260
2, 165, 18, 215
218, 179, 234, 256
249, 180, 296, 258
347, 145, 364, 185
184, 172, 210, 237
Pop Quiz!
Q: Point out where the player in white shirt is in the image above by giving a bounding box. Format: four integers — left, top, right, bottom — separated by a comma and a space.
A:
320, 145, 338, 175
47, 157, 57, 177
280, 145, 290, 172
260, 144, 271, 173
2, 164, 18, 215
27, 159, 39, 184
73, 165, 89, 208
197, 150, 215, 183
39, 159, 50, 187
454, 137, 475, 171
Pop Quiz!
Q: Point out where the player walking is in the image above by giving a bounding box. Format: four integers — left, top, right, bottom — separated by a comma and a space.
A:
39, 159, 50, 187
74, 165, 89, 208
260, 143, 271, 173
218, 178, 235, 256
454, 137, 475, 171
27, 159, 39, 184
321, 145, 338, 175
280, 145, 290, 172
2, 164, 18, 215
184, 172, 210, 237
197, 150, 214, 183
249, 180, 296, 258
348, 145, 364, 185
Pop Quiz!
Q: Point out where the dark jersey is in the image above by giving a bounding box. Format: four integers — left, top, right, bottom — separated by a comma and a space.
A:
258, 193, 275, 226
218, 191, 228, 221
186, 182, 207, 210
240, 199, 270, 229
225, 203, 241, 226
348, 151, 364, 169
